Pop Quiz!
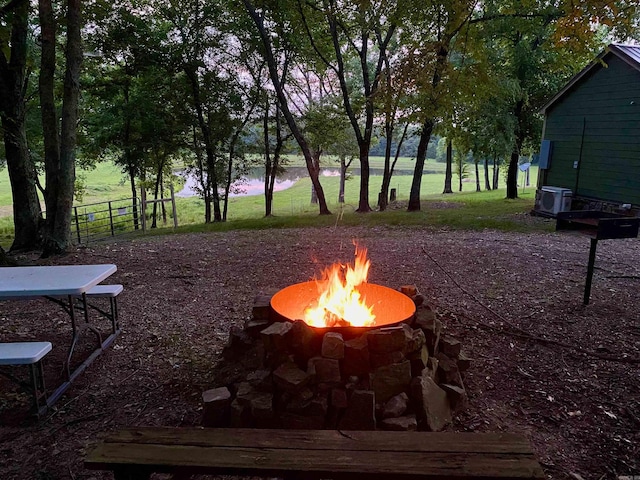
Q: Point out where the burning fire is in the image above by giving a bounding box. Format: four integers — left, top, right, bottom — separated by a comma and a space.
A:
304, 245, 376, 328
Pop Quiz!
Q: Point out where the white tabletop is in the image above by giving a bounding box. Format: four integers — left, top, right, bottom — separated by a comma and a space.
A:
0, 264, 117, 298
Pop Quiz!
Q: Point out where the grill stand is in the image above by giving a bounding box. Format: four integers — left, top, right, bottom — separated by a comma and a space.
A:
556, 211, 639, 305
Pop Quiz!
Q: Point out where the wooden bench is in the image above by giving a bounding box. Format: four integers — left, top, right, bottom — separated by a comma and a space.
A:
85, 427, 545, 479
0, 341, 52, 416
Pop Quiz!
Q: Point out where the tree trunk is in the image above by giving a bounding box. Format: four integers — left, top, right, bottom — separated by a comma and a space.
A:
0, 246, 17, 266
41, 0, 82, 256
408, 119, 434, 211
185, 65, 222, 222
506, 149, 520, 199
380, 123, 409, 210
310, 149, 321, 204
339, 156, 347, 203
506, 100, 525, 199
379, 122, 393, 211
263, 103, 274, 217
475, 161, 481, 192
484, 158, 491, 190
151, 164, 162, 228
443, 138, 453, 194
493, 159, 500, 190
122, 84, 139, 230
1, 0, 41, 251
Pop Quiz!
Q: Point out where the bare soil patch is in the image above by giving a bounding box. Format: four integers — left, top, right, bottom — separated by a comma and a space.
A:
1, 225, 639, 479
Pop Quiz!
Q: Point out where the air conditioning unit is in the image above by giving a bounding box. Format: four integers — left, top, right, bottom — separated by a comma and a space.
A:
536, 186, 572, 215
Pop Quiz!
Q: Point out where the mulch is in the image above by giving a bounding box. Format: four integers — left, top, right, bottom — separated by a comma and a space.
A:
0, 221, 639, 479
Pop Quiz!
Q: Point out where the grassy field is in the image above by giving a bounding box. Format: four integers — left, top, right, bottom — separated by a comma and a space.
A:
0, 157, 542, 246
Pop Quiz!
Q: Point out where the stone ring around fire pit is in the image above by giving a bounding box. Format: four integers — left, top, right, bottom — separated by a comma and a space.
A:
270, 281, 417, 336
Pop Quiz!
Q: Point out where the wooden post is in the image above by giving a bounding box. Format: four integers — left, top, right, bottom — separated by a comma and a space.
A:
140, 187, 147, 233
74, 207, 81, 244
108, 201, 115, 237
170, 183, 178, 229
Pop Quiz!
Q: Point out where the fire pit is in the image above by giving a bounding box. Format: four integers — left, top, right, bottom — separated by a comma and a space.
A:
271, 281, 416, 330
270, 244, 415, 331
205, 244, 470, 433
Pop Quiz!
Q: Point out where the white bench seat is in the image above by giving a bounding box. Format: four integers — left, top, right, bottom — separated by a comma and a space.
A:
0, 341, 52, 365
84, 284, 123, 297
0, 341, 52, 416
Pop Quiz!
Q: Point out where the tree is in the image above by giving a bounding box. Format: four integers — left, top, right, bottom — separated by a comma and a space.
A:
297, 0, 400, 213
442, 137, 453, 194
477, 0, 640, 199
262, 100, 291, 217
242, 0, 331, 215
82, 3, 173, 231
401, 0, 478, 211
0, 0, 41, 251
38, 0, 83, 256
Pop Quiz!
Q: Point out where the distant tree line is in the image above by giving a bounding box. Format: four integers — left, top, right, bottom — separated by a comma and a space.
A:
1, 0, 638, 254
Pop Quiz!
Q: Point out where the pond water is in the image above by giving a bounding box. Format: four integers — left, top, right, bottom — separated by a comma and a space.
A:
175, 166, 425, 198
176, 168, 340, 198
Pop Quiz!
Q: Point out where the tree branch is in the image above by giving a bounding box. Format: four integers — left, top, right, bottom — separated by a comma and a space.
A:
0, 0, 22, 16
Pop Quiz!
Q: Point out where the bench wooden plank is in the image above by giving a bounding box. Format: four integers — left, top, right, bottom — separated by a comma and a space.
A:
103, 427, 536, 454
85, 428, 545, 480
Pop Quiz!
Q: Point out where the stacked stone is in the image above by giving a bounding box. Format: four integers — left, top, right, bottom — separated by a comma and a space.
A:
203, 285, 471, 431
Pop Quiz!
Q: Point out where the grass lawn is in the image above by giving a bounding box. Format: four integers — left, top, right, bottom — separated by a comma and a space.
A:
0, 159, 542, 247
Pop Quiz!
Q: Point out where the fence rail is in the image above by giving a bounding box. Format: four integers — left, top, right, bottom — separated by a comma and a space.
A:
72, 187, 178, 244
73, 198, 140, 244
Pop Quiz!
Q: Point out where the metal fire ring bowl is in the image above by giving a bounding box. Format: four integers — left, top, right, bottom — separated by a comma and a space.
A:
270, 281, 416, 335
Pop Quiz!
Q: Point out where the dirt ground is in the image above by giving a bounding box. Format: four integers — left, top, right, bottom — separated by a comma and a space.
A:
0, 220, 639, 480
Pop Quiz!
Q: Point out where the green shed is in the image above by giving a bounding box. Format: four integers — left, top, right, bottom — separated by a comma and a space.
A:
535, 44, 640, 217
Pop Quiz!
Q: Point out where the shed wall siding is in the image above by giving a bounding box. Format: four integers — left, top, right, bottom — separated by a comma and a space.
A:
543, 54, 640, 205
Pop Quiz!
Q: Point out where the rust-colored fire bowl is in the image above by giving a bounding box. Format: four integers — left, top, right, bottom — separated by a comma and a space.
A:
270, 280, 416, 332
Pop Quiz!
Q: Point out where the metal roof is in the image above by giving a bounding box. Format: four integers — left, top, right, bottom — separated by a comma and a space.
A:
540, 43, 640, 114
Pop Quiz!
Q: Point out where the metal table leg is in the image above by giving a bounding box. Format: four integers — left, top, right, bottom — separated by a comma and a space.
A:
584, 238, 598, 305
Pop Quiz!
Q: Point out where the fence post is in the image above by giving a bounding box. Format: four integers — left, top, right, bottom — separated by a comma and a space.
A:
108, 201, 115, 237
140, 187, 147, 233
170, 183, 178, 229
74, 206, 81, 244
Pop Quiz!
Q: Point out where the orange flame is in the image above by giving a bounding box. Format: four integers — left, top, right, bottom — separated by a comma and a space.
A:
304, 244, 376, 327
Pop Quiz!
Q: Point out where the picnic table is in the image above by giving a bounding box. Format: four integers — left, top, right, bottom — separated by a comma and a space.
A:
0, 264, 120, 407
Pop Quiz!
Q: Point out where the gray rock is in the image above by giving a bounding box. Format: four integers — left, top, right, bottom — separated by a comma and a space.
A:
440, 336, 462, 359
246, 369, 273, 392
308, 356, 341, 384
339, 389, 376, 430
409, 344, 429, 377
343, 335, 370, 376
370, 350, 405, 369
382, 392, 409, 419
331, 388, 348, 409
367, 325, 412, 354
252, 294, 273, 320
407, 328, 426, 354
261, 321, 293, 353
381, 415, 418, 431
321, 332, 345, 359
435, 352, 461, 386
289, 320, 320, 361
411, 375, 452, 431
202, 387, 231, 427
273, 361, 311, 393
369, 360, 412, 403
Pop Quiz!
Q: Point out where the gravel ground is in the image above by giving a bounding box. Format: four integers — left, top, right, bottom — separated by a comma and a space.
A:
0, 222, 639, 479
